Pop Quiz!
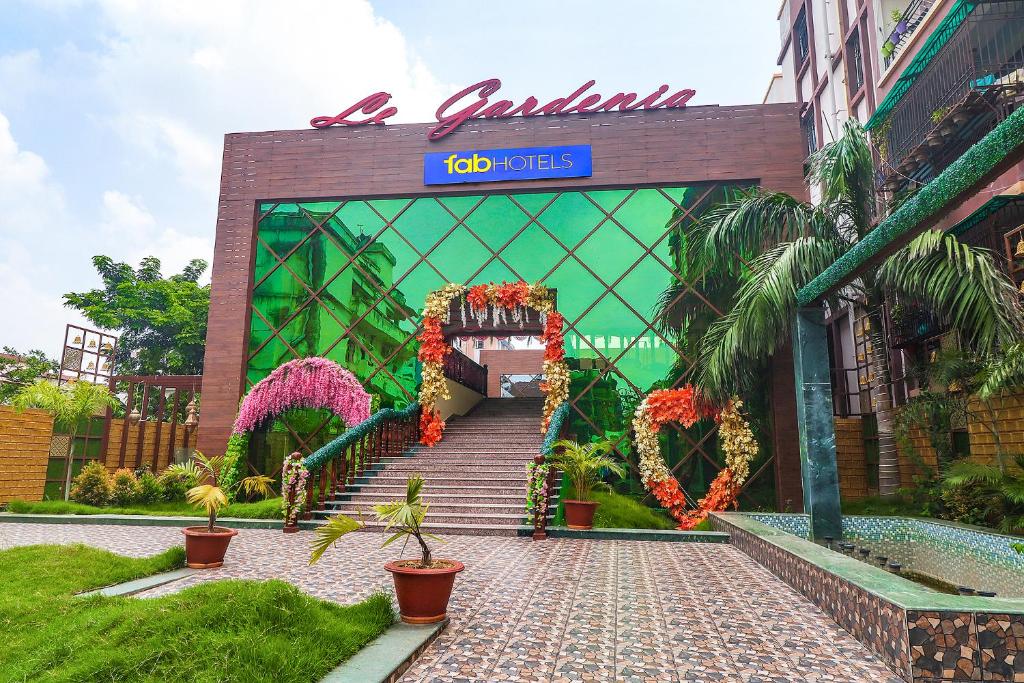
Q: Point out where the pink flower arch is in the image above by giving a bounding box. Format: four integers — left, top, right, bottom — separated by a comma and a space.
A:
233, 357, 371, 434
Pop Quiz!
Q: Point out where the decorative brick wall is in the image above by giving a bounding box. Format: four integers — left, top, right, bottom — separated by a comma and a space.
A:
478, 349, 544, 398
102, 418, 197, 473
0, 406, 53, 504
835, 417, 869, 500
897, 389, 1024, 487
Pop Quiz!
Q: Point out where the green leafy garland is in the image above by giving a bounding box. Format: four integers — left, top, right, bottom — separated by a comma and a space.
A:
220, 432, 249, 503
798, 105, 1024, 305
525, 402, 570, 513
303, 402, 419, 472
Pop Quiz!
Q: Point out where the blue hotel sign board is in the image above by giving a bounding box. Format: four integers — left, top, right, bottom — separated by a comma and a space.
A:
424, 144, 592, 185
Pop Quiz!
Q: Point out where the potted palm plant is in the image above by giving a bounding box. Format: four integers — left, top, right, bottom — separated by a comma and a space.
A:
310, 476, 463, 624
549, 439, 625, 530
164, 453, 274, 568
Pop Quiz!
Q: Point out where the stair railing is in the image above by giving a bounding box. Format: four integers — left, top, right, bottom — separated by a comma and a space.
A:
282, 402, 420, 532
529, 402, 570, 540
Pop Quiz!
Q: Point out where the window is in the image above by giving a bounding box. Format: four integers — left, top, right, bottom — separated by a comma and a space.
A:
794, 7, 810, 66
801, 110, 818, 157
846, 28, 864, 95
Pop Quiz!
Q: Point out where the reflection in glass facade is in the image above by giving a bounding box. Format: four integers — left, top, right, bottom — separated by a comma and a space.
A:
246, 185, 775, 507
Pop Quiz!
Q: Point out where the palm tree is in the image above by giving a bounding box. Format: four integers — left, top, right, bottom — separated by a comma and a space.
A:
13, 379, 118, 500
661, 119, 1024, 498
548, 439, 626, 501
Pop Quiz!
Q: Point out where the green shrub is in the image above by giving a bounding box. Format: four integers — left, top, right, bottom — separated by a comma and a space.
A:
158, 461, 200, 502
69, 461, 111, 507
137, 472, 163, 504
940, 479, 998, 527
110, 468, 143, 507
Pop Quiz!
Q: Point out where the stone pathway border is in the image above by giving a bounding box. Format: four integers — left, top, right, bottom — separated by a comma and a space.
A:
322, 619, 448, 683
78, 568, 198, 597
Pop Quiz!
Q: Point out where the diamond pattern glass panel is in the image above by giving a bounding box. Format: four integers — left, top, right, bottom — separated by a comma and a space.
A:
248, 184, 768, 504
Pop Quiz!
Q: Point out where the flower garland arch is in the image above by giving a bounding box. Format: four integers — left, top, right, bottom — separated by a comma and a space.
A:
632, 386, 759, 530
416, 281, 568, 446
233, 357, 371, 433
222, 357, 372, 494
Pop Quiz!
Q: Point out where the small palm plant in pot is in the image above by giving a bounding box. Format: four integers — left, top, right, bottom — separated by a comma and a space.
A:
165, 453, 274, 568
550, 439, 625, 530
310, 475, 463, 624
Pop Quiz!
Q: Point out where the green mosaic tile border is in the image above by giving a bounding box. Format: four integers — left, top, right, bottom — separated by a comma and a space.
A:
716, 512, 1024, 613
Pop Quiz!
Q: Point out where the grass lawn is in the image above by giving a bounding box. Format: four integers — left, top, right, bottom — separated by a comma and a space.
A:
555, 485, 677, 530
0, 544, 394, 682
6, 497, 285, 519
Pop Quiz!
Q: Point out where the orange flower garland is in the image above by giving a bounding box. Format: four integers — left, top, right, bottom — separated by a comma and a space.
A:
633, 387, 757, 530
416, 280, 567, 445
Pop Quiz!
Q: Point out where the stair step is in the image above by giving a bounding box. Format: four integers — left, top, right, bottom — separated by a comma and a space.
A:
336, 492, 529, 504
322, 517, 533, 537
321, 509, 529, 525
355, 476, 526, 487
347, 484, 533, 495
326, 501, 531, 515
368, 465, 528, 474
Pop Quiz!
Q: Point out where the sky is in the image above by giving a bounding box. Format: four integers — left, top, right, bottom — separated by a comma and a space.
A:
0, 0, 783, 355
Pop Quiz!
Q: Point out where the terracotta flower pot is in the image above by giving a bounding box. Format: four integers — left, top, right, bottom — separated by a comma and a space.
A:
385, 559, 464, 624
563, 499, 599, 530
181, 526, 238, 568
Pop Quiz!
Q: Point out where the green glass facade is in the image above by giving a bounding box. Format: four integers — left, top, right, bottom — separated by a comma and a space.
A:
246, 184, 774, 504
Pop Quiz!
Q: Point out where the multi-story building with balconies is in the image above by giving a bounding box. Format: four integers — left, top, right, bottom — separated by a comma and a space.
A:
771, 0, 1024, 498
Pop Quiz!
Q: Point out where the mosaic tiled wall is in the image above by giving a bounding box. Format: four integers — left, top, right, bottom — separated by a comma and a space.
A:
712, 513, 1024, 682
748, 513, 1024, 581
711, 513, 911, 679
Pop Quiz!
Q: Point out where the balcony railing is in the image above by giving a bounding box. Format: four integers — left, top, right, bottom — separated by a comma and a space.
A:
883, 0, 938, 69
877, 1, 1024, 191
886, 301, 946, 349
442, 346, 488, 396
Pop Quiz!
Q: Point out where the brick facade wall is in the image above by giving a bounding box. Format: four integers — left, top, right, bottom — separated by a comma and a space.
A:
0, 406, 53, 504
199, 104, 809, 457
835, 417, 869, 501
478, 349, 545, 398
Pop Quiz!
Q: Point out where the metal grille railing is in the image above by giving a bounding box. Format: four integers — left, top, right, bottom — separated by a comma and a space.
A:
883, 0, 938, 69
881, 1, 1024, 183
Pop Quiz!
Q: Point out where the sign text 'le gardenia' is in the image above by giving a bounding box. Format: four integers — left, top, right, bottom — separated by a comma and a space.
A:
310, 78, 696, 141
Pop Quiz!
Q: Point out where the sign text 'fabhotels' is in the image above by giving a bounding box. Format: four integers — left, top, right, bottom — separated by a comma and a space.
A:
423, 145, 592, 185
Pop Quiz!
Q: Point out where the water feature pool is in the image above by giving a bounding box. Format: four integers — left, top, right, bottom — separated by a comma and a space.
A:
746, 513, 1024, 598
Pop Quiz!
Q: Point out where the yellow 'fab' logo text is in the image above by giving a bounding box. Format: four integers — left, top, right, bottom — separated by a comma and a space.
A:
443, 153, 492, 174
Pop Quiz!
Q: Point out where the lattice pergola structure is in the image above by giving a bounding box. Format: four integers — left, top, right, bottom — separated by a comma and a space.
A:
245, 185, 776, 504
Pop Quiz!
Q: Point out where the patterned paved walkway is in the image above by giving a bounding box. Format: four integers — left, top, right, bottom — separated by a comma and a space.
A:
0, 523, 901, 682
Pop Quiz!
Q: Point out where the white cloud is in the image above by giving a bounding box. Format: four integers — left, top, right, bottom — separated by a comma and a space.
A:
0, 110, 89, 352
100, 190, 213, 278
0, 1, 446, 352
0, 50, 45, 109
0, 111, 64, 232
91, 0, 451, 190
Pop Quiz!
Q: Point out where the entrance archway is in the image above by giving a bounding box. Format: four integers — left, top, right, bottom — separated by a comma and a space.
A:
416, 281, 568, 445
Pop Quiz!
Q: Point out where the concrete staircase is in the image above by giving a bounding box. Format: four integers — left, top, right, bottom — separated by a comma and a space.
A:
317, 398, 552, 536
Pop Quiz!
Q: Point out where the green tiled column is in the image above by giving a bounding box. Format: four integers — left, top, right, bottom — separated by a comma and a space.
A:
792, 306, 842, 540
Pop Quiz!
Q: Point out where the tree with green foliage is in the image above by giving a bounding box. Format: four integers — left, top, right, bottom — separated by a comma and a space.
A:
63, 256, 210, 375
13, 379, 117, 500
660, 119, 1024, 498
0, 347, 57, 404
